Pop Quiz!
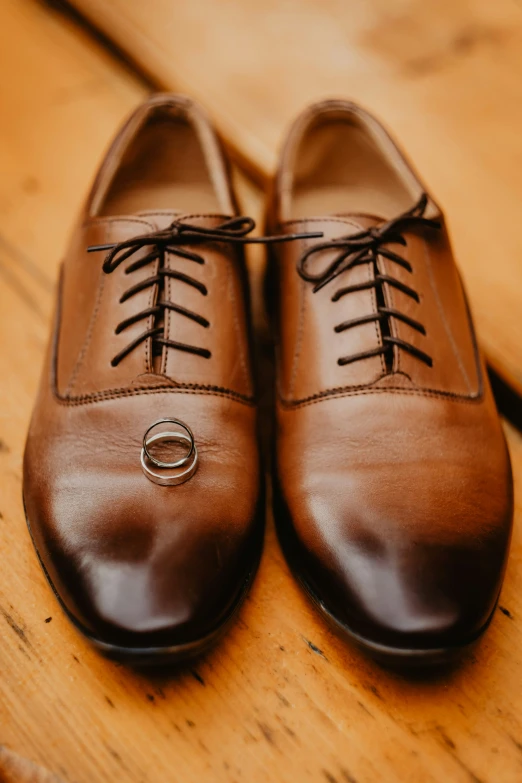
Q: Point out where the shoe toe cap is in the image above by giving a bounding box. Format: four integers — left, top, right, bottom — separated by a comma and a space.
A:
280, 470, 512, 652
27, 470, 261, 651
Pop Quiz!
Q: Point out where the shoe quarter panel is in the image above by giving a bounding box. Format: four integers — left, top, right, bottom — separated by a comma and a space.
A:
161, 229, 253, 397
56, 217, 158, 397
381, 223, 481, 396
276, 218, 386, 402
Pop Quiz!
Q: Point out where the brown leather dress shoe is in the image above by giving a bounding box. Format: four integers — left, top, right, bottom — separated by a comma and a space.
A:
23, 95, 265, 663
267, 100, 513, 666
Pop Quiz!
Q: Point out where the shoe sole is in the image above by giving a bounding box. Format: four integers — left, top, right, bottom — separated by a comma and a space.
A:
291, 564, 491, 670
23, 498, 263, 666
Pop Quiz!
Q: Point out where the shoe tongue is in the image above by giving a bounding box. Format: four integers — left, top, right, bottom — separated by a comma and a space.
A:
331, 213, 385, 231
84, 210, 240, 265
135, 209, 181, 229
86, 211, 235, 243
285, 213, 385, 244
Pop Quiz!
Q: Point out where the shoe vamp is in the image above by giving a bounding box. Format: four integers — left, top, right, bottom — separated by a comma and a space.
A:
23, 390, 260, 635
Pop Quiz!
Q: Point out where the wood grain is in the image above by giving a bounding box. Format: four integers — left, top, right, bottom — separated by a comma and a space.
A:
67, 0, 522, 395
1, 2, 522, 782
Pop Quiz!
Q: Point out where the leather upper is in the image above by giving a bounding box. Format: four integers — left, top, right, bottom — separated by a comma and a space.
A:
23, 95, 262, 647
269, 100, 513, 650
274, 216, 481, 401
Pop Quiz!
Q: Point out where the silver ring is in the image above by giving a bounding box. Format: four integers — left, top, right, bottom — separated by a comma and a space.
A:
142, 418, 195, 469
140, 420, 199, 487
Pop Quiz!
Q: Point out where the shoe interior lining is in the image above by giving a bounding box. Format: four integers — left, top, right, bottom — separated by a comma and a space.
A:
98, 106, 222, 216
288, 111, 422, 220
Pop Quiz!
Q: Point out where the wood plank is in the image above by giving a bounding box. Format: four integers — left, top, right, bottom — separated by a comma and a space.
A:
66, 0, 522, 395
2, 2, 522, 782
0, 0, 147, 282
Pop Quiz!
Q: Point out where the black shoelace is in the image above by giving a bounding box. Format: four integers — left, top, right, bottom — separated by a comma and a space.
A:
88, 217, 322, 367
297, 193, 441, 370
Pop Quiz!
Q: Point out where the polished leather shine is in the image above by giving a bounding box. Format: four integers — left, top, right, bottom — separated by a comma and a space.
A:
23, 95, 263, 658
268, 100, 513, 659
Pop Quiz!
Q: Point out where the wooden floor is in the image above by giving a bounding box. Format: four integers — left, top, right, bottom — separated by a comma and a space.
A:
0, 2, 521, 782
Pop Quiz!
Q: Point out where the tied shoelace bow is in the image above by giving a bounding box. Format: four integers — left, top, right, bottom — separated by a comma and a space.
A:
88, 216, 323, 367
297, 193, 441, 370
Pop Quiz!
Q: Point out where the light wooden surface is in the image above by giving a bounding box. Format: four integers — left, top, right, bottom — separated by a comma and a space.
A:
1, 2, 522, 782
68, 0, 522, 396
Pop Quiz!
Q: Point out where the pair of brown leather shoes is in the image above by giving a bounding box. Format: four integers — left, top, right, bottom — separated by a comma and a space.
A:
23, 95, 513, 667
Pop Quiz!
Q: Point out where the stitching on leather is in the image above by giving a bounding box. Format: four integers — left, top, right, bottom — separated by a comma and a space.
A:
281, 217, 370, 227
227, 254, 250, 393
384, 252, 412, 381
278, 385, 482, 409
163, 248, 172, 377
143, 216, 158, 374
380, 245, 400, 374
82, 216, 154, 230
289, 276, 306, 398
136, 210, 180, 218
422, 235, 473, 394
278, 217, 483, 402
369, 250, 386, 374
159, 215, 249, 390
277, 268, 486, 408
167, 213, 232, 222
51, 229, 255, 408
66, 218, 156, 394
53, 290, 255, 406
283, 220, 319, 398
67, 271, 106, 395
283, 217, 386, 397
56, 386, 256, 408
145, 234, 160, 374
64, 236, 107, 396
